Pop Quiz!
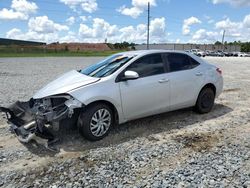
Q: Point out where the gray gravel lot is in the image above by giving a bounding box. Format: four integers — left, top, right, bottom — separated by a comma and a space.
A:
0, 57, 102, 106
0, 56, 250, 187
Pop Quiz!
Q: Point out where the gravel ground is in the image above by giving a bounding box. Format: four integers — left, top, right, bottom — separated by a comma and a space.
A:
0, 56, 250, 188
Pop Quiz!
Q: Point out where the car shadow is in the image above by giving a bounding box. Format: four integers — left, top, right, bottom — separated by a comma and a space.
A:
25, 103, 233, 156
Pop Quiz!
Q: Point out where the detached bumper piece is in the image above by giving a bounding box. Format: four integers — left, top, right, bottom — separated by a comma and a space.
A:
0, 97, 82, 150
0, 101, 57, 149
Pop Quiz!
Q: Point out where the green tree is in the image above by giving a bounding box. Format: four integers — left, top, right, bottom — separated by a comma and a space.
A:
215, 41, 222, 45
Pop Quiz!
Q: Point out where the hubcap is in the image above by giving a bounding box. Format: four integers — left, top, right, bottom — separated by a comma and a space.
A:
90, 108, 111, 137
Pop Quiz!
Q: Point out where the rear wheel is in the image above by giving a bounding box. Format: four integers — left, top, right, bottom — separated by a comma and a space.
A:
77, 103, 113, 141
195, 87, 215, 114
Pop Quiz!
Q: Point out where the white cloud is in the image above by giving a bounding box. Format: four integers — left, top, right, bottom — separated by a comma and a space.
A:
0, 0, 38, 20
190, 14, 250, 43
5, 15, 164, 44
6, 16, 69, 43
6, 28, 23, 38
119, 25, 147, 43
60, 0, 97, 13
79, 15, 92, 22
215, 18, 241, 30
11, 0, 38, 14
6, 28, 59, 43
80, 16, 87, 22
66, 16, 75, 25
215, 18, 243, 39
214, 15, 250, 41
243, 15, 250, 28
182, 16, 201, 35
150, 17, 166, 42
28, 16, 69, 33
191, 29, 219, 43
132, 0, 157, 7
60, 31, 78, 42
118, 17, 167, 43
79, 24, 93, 38
81, 0, 97, 13
78, 17, 167, 43
211, 0, 250, 7
117, 6, 142, 19
79, 18, 118, 41
0, 8, 27, 20
118, 0, 156, 18
216, 14, 250, 30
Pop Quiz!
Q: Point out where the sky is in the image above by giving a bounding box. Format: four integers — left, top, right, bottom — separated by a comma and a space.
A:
0, 0, 250, 44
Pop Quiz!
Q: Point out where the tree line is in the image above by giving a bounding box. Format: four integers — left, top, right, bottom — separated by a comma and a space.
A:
107, 42, 136, 50
215, 41, 250, 52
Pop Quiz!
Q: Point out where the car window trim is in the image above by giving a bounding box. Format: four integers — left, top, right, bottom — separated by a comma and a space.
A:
164, 52, 200, 73
115, 53, 168, 82
188, 56, 200, 69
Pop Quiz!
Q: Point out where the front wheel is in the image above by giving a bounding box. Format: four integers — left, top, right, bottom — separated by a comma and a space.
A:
77, 103, 113, 141
195, 87, 215, 114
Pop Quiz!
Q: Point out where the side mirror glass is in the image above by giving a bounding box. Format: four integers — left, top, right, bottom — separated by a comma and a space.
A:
123, 70, 139, 80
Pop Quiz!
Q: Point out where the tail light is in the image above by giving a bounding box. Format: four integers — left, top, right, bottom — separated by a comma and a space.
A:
216, 68, 222, 75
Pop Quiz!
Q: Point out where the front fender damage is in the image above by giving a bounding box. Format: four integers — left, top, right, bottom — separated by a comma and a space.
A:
0, 96, 83, 150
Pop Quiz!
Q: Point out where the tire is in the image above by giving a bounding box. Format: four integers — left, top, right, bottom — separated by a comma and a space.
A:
77, 103, 113, 141
195, 87, 215, 114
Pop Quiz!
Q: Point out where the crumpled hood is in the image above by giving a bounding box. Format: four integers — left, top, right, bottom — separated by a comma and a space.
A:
33, 70, 100, 99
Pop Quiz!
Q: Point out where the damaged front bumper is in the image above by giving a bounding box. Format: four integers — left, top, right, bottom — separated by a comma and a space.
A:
0, 95, 83, 148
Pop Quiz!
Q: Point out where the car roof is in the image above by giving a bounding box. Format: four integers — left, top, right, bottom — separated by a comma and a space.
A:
118, 49, 189, 56
115, 49, 207, 67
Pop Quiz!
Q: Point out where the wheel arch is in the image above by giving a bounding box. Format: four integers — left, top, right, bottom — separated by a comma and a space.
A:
195, 83, 216, 105
201, 83, 216, 96
85, 100, 119, 125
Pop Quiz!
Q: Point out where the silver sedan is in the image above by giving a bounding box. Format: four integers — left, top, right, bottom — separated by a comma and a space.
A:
0, 50, 223, 147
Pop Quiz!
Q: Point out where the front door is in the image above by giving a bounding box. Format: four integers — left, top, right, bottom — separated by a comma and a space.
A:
118, 54, 170, 120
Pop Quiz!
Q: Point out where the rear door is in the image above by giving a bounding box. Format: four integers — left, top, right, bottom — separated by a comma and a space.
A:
164, 53, 204, 109
118, 53, 170, 120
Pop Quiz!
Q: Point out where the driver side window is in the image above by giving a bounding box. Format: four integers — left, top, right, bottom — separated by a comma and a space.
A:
126, 54, 165, 78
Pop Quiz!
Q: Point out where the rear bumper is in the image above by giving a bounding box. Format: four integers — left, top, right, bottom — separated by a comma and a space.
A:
215, 77, 223, 98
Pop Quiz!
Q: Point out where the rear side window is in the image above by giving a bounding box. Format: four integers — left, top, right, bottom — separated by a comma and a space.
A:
167, 53, 199, 72
189, 56, 200, 69
126, 54, 165, 77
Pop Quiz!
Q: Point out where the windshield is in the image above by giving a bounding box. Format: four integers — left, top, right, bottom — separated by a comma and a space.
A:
80, 54, 135, 78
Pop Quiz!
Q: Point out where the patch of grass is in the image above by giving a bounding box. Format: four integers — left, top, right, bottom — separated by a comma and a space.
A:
0, 50, 124, 57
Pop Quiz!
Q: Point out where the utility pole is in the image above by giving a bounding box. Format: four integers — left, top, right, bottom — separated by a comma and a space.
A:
222, 29, 225, 51
147, 2, 150, 50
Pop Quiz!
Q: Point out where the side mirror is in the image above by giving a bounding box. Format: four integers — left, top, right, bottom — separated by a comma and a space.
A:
123, 70, 139, 80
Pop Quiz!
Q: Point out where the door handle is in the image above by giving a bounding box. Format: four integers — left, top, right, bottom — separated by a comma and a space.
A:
195, 72, 203, 76
158, 78, 169, 83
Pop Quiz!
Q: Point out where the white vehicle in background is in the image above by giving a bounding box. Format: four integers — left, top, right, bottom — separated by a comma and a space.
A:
0, 50, 223, 148
238, 52, 250, 57
190, 49, 206, 57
